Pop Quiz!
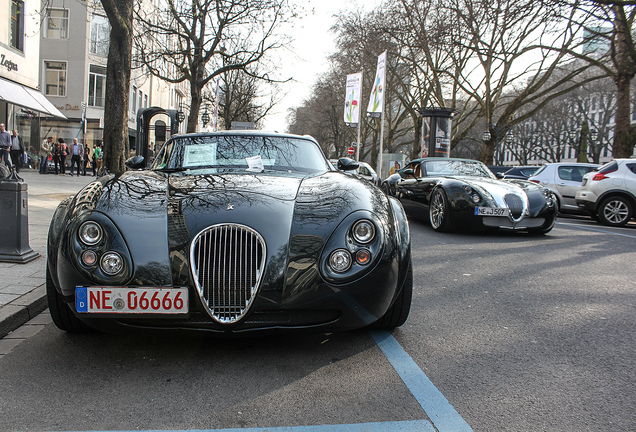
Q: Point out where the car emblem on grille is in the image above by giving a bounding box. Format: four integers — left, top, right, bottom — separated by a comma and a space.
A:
227, 204, 234, 211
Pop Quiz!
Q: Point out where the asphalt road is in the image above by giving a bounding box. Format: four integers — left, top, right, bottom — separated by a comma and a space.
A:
0, 215, 634, 432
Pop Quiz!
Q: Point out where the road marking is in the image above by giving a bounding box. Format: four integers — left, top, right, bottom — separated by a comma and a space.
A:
370, 330, 474, 432
556, 221, 636, 238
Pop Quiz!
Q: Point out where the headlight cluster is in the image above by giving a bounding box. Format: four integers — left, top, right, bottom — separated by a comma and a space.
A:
328, 219, 376, 273
463, 185, 483, 204
77, 221, 124, 276
542, 188, 556, 206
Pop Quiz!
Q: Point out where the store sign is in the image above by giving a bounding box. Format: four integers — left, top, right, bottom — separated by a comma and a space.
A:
0, 53, 19, 72
54, 104, 81, 111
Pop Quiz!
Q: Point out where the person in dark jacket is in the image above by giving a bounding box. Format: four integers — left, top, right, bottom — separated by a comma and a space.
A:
57, 138, 67, 175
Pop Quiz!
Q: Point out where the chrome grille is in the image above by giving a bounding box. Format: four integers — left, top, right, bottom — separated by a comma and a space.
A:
190, 224, 266, 324
504, 194, 524, 219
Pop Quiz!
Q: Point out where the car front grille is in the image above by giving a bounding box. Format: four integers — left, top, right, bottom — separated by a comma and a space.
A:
190, 224, 266, 324
504, 193, 524, 219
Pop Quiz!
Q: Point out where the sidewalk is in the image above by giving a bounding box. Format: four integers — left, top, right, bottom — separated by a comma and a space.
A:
0, 169, 95, 338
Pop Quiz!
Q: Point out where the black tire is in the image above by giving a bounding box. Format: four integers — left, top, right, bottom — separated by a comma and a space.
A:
429, 188, 455, 232
46, 265, 93, 333
527, 212, 557, 235
369, 260, 413, 330
597, 196, 633, 227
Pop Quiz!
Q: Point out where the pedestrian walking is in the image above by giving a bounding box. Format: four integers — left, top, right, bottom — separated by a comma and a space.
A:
95, 142, 103, 174
9, 129, 26, 173
57, 138, 67, 175
70, 138, 84, 177
0, 123, 14, 171
40, 136, 52, 174
51, 141, 61, 175
82, 145, 89, 175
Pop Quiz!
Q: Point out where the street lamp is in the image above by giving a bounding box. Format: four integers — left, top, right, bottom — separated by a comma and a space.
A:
482, 129, 491, 142
590, 129, 598, 142
201, 105, 210, 127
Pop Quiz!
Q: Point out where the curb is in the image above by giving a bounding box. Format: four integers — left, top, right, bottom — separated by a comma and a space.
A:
0, 285, 47, 339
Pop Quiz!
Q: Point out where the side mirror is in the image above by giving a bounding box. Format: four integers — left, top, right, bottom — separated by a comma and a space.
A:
337, 157, 359, 171
496, 172, 504, 179
125, 155, 145, 170
403, 168, 415, 178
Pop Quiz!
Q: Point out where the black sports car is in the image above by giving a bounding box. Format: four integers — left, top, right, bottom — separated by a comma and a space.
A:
383, 158, 557, 234
47, 131, 412, 335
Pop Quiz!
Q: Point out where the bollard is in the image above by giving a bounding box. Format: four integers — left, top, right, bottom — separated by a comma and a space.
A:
0, 174, 40, 263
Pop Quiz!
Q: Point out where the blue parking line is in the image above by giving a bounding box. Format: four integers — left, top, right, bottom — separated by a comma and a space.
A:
556, 221, 636, 238
370, 330, 474, 432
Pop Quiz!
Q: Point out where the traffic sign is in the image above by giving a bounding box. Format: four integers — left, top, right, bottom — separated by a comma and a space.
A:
348, 146, 355, 155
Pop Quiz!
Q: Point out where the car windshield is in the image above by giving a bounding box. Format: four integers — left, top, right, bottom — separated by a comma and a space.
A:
424, 160, 495, 178
151, 135, 331, 173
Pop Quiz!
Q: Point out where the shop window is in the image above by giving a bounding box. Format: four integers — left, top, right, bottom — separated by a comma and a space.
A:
46, 9, 69, 39
45, 61, 67, 96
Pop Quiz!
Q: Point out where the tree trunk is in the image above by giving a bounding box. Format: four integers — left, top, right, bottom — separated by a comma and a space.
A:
612, 5, 636, 158
101, 0, 134, 173
577, 121, 589, 163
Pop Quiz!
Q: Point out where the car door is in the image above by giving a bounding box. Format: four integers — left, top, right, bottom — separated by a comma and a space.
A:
556, 165, 597, 209
396, 162, 429, 217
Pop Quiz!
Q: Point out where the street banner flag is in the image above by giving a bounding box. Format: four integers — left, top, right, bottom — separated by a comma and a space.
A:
344, 72, 362, 126
367, 51, 387, 118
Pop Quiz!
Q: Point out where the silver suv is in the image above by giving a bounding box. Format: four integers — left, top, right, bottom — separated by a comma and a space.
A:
575, 159, 636, 227
528, 163, 599, 213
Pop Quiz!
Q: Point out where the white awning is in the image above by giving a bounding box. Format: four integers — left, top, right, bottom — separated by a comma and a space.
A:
0, 77, 66, 119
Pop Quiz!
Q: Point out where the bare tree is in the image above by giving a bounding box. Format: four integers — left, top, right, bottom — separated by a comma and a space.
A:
134, 0, 294, 133
554, 1, 636, 158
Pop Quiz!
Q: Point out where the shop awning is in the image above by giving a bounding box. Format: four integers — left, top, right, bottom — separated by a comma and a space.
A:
0, 77, 66, 119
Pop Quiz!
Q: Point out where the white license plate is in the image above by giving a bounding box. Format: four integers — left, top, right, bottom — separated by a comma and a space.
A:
475, 207, 509, 216
75, 287, 188, 314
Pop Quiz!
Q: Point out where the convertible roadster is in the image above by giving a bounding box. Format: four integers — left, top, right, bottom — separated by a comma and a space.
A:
47, 132, 412, 335
382, 158, 557, 234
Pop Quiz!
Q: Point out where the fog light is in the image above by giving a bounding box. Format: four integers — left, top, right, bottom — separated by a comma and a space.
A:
81, 250, 97, 266
329, 249, 352, 273
100, 252, 123, 275
355, 249, 371, 265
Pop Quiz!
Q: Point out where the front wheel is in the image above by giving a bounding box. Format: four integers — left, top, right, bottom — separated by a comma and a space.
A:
369, 260, 412, 330
429, 188, 455, 232
527, 212, 557, 235
46, 265, 92, 333
597, 196, 633, 227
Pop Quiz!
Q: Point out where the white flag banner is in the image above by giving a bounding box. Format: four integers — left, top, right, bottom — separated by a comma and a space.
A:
344, 72, 362, 126
367, 51, 387, 118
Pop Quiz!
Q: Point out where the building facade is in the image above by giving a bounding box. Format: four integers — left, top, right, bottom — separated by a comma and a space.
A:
0, 0, 65, 157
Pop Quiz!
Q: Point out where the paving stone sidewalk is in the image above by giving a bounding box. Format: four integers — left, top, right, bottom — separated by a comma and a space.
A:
0, 169, 94, 339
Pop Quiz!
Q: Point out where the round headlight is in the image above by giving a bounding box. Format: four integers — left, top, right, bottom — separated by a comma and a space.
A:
329, 249, 352, 273
471, 194, 481, 203
100, 252, 124, 275
352, 220, 375, 244
79, 221, 103, 245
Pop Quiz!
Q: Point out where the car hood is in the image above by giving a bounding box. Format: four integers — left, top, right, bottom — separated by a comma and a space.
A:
457, 175, 541, 196
77, 169, 380, 287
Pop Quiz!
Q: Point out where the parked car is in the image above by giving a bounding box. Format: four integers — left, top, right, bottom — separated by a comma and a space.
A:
330, 158, 380, 186
575, 158, 636, 226
487, 165, 510, 178
528, 162, 599, 213
382, 158, 557, 234
502, 165, 540, 180
47, 131, 413, 335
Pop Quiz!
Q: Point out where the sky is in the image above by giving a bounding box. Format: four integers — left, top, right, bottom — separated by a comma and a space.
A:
262, 0, 379, 132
